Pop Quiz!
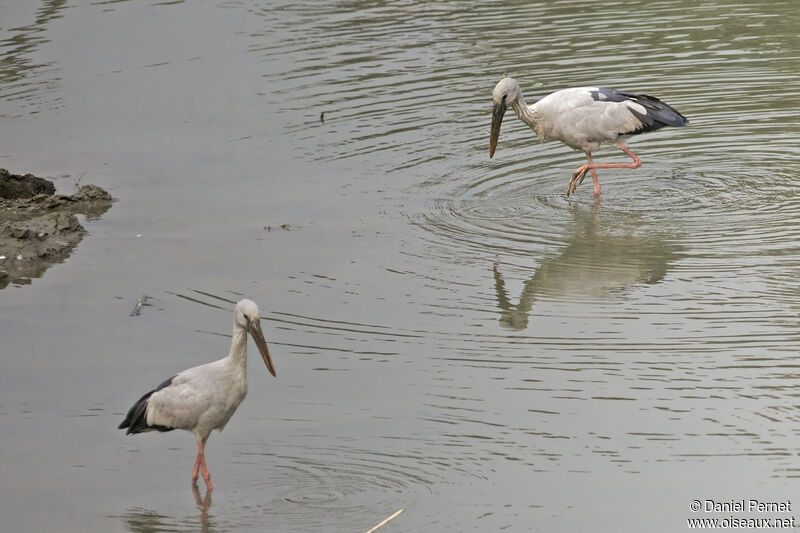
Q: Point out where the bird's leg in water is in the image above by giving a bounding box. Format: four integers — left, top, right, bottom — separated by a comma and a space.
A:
567, 143, 642, 196
192, 435, 213, 490
567, 152, 593, 195
589, 167, 600, 194
199, 437, 212, 490
576, 153, 601, 194
192, 453, 202, 484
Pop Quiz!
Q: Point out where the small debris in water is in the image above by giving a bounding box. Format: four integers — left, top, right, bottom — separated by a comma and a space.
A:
129, 294, 152, 317
320, 111, 325, 123
265, 224, 291, 232
365, 509, 404, 533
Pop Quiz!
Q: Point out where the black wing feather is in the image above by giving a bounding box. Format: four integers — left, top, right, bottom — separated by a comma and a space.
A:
590, 88, 688, 134
118, 376, 177, 435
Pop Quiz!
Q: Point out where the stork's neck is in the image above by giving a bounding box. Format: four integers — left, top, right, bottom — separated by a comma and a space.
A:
511, 96, 538, 129
512, 95, 547, 142
227, 326, 248, 368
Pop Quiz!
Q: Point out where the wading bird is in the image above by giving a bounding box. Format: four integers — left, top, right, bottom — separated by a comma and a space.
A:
119, 298, 277, 490
489, 76, 688, 195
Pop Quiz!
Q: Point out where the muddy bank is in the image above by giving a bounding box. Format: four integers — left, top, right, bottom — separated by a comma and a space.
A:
0, 169, 112, 289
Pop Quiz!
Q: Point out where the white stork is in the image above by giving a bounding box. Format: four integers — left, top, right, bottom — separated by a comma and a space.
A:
489, 76, 688, 195
118, 298, 277, 490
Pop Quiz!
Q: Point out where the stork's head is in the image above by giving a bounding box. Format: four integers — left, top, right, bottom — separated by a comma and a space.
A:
492, 77, 522, 106
234, 298, 277, 377
490, 77, 522, 158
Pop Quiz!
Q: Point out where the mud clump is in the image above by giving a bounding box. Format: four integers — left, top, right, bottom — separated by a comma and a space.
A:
0, 169, 56, 199
0, 169, 113, 289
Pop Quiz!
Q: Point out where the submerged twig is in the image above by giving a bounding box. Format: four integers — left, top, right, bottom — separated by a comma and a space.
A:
365, 509, 404, 533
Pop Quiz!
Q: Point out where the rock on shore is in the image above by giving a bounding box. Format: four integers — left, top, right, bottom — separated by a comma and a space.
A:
0, 169, 113, 289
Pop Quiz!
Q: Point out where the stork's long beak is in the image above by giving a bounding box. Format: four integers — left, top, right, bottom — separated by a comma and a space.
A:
489, 101, 506, 158
249, 319, 276, 377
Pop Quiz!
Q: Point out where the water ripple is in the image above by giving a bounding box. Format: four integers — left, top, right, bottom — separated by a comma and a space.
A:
216, 445, 434, 531
0, 1, 67, 117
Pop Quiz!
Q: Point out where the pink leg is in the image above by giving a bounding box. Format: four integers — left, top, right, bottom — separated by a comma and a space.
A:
576, 153, 602, 195
199, 438, 213, 490
566, 142, 642, 196
191, 452, 202, 484
191, 435, 213, 490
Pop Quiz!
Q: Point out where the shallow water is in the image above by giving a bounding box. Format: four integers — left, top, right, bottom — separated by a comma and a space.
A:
2, 0, 800, 531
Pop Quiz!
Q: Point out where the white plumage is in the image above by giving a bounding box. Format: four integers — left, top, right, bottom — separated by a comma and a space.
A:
119, 298, 277, 490
489, 77, 688, 195
145, 359, 245, 436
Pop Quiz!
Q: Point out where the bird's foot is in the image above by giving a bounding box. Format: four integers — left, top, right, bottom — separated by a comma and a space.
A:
567, 166, 589, 196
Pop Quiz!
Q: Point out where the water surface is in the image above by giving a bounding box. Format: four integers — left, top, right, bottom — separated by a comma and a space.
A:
1, 0, 800, 531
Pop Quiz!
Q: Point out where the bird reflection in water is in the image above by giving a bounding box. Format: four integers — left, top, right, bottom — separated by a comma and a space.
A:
192, 484, 212, 533
493, 203, 683, 330
118, 488, 212, 533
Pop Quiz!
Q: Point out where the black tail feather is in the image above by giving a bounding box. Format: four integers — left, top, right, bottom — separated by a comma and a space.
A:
625, 92, 689, 133
590, 88, 688, 134
118, 376, 176, 435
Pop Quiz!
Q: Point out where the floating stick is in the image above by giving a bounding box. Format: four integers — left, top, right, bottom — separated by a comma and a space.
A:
365, 509, 404, 533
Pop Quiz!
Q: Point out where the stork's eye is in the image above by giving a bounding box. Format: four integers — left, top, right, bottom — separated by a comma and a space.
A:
501, 94, 507, 102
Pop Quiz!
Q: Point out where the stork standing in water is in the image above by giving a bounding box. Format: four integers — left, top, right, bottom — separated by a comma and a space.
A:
119, 298, 277, 490
489, 77, 688, 195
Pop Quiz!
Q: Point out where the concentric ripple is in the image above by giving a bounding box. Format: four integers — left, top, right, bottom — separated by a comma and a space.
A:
212, 445, 435, 531
251, 0, 800, 315
244, 0, 800, 489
